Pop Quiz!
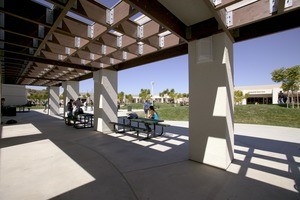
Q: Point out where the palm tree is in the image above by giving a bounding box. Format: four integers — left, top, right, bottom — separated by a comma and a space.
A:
139, 89, 151, 102
118, 92, 125, 104
125, 94, 133, 104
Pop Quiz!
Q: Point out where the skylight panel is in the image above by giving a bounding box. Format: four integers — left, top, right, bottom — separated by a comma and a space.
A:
95, 0, 121, 8
129, 12, 143, 22
66, 11, 95, 25
109, 30, 123, 36
158, 31, 171, 37
226, 0, 258, 12
31, 0, 54, 10
134, 14, 151, 25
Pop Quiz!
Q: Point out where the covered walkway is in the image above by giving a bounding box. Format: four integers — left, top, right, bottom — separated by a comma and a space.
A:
0, 110, 299, 199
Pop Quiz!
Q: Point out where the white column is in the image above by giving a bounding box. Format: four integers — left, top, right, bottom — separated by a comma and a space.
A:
272, 88, 281, 104
93, 69, 117, 133
0, 68, 2, 123
49, 86, 60, 115
62, 81, 79, 116
188, 33, 234, 169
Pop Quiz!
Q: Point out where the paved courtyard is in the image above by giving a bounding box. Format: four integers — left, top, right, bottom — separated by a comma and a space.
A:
0, 110, 299, 199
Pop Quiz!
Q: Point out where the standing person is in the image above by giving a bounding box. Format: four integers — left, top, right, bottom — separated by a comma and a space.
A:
73, 98, 81, 115
143, 100, 150, 117
84, 101, 87, 111
74, 98, 81, 110
1, 98, 4, 123
66, 99, 74, 125
90, 100, 94, 111
43, 100, 48, 113
1, 98, 5, 117
278, 91, 284, 104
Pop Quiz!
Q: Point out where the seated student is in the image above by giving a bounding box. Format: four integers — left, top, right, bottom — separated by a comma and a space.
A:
145, 106, 159, 132
147, 106, 159, 120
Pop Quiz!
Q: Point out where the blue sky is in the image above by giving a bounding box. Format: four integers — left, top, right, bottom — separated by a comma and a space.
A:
28, 27, 300, 95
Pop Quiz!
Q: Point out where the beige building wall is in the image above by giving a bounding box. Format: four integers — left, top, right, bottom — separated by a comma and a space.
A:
2, 84, 27, 106
235, 84, 282, 105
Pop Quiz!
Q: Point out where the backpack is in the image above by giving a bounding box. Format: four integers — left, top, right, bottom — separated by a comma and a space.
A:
6, 119, 17, 124
128, 112, 138, 119
78, 108, 84, 114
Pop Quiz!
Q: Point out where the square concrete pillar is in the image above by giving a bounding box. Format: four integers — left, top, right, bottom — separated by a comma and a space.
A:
93, 69, 117, 133
188, 33, 234, 169
62, 81, 79, 116
0, 68, 2, 123
49, 86, 60, 115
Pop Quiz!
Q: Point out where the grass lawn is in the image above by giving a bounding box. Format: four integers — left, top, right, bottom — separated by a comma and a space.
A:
122, 103, 300, 128
234, 104, 300, 128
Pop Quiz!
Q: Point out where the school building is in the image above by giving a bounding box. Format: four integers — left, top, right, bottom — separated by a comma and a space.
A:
235, 84, 300, 105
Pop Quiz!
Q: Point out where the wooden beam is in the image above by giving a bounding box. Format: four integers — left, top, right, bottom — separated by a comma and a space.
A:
203, 0, 234, 42
123, 0, 187, 41
229, 0, 300, 29
187, 18, 222, 41
18, 0, 78, 84
5, 75, 66, 82
76, 0, 107, 26
108, 43, 188, 71
4, 51, 97, 71
113, 1, 135, 26
234, 9, 300, 42
214, 0, 243, 10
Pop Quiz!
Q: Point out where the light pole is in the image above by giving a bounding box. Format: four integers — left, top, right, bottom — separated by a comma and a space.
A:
151, 81, 154, 103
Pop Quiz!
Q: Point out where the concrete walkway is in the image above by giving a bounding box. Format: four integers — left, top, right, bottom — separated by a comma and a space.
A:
0, 110, 299, 199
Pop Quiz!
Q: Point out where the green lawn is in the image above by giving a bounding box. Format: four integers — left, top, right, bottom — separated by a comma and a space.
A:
234, 104, 300, 128
122, 103, 300, 128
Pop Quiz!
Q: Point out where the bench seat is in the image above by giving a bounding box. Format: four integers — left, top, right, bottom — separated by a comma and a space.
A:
156, 122, 170, 136
109, 122, 151, 139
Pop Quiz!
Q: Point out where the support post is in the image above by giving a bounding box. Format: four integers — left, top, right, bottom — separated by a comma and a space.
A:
62, 81, 79, 117
188, 33, 234, 169
93, 69, 118, 133
49, 86, 60, 115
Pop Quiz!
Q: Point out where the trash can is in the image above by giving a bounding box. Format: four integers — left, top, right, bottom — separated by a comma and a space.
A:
127, 105, 132, 111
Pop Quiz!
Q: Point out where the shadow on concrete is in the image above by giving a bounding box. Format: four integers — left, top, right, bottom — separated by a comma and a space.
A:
0, 110, 299, 199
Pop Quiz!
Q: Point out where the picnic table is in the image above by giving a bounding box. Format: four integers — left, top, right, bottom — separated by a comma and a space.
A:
65, 113, 94, 129
110, 116, 170, 139
129, 117, 169, 137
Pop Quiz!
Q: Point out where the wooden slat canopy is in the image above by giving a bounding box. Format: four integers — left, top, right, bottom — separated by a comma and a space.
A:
0, 0, 299, 86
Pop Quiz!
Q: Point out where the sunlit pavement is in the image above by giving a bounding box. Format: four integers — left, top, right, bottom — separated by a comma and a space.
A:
0, 110, 299, 200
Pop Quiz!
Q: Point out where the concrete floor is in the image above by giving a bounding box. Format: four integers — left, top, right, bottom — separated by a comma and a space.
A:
0, 110, 299, 200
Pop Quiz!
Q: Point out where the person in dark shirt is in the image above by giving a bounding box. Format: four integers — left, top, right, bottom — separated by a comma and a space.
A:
66, 99, 74, 125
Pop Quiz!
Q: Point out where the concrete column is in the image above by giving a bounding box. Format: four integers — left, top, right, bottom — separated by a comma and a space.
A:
62, 81, 79, 116
93, 69, 117, 133
49, 86, 60, 115
188, 33, 234, 169
0, 68, 2, 123
272, 88, 281, 104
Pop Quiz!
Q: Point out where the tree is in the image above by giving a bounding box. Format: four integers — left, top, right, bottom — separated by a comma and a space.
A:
272, 65, 300, 108
139, 89, 151, 102
168, 89, 176, 103
125, 94, 133, 104
234, 90, 249, 105
118, 92, 125, 104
